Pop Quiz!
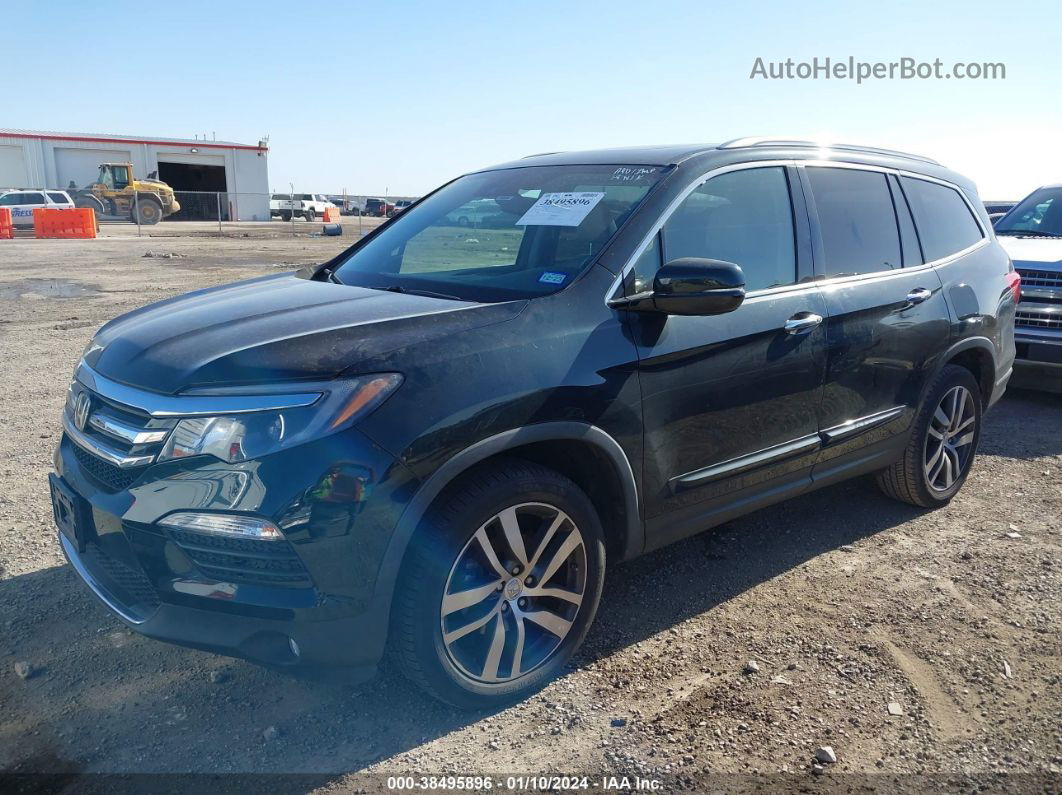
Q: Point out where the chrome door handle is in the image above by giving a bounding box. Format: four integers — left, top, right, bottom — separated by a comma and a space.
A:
905, 287, 933, 306
784, 312, 824, 334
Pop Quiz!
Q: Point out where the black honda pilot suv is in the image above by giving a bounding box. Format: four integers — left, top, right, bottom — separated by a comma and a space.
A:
51, 139, 1017, 708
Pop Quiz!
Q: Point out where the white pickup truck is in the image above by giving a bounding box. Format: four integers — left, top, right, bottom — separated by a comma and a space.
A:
0, 189, 75, 227
271, 193, 336, 221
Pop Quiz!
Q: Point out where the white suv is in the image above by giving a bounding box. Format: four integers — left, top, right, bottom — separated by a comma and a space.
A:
273, 193, 336, 221
0, 189, 74, 227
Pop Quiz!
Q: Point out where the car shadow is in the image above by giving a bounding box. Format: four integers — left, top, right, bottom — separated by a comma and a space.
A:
978, 386, 1062, 459
0, 391, 1056, 781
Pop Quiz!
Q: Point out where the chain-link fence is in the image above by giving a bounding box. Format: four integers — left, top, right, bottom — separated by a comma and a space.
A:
3, 184, 419, 239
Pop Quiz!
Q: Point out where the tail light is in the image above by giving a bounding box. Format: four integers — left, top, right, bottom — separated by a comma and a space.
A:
1006, 270, 1021, 303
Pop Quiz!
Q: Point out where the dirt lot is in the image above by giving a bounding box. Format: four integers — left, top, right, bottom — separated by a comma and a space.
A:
0, 231, 1059, 792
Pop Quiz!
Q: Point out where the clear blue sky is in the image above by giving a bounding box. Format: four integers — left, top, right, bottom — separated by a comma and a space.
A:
5, 0, 1060, 199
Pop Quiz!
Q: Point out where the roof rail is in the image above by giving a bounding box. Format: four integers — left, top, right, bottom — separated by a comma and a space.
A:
716, 137, 941, 165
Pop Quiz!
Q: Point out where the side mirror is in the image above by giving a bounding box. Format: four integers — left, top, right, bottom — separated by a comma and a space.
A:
610, 258, 745, 316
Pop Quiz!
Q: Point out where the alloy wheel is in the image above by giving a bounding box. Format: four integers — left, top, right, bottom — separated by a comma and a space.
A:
923, 385, 976, 492
440, 502, 586, 684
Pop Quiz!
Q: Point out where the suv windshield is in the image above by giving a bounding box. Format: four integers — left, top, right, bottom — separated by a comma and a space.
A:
332, 164, 667, 301
995, 186, 1062, 236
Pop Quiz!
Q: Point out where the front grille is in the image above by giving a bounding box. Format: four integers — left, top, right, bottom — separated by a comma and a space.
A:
80, 543, 161, 611
65, 383, 177, 492
70, 439, 146, 492
1017, 268, 1062, 290
167, 528, 313, 588
1016, 310, 1062, 330
77, 390, 177, 460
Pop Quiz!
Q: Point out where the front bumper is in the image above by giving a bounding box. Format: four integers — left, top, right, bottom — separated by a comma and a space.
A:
58, 533, 377, 677
52, 426, 412, 671
1013, 305, 1062, 388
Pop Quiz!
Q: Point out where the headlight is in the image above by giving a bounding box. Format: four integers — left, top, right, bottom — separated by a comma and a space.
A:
158, 373, 401, 464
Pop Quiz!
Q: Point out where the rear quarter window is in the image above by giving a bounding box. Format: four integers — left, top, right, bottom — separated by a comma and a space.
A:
900, 177, 984, 262
47, 192, 68, 203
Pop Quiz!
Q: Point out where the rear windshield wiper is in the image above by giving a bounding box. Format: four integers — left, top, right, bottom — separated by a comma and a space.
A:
996, 229, 1062, 238
374, 284, 466, 301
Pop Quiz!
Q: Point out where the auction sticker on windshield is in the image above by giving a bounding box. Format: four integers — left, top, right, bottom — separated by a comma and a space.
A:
517, 192, 604, 227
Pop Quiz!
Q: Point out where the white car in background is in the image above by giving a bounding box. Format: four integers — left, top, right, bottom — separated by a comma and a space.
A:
0, 189, 75, 227
272, 193, 336, 221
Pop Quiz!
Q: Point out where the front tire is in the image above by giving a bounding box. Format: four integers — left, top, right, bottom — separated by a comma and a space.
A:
391, 459, 606, 709
304, 208, 316, 221
134, 198, 163, 225
876, 364, 982, 507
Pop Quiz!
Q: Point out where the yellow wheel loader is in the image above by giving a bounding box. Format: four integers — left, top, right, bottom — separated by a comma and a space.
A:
70, 163, 181, 225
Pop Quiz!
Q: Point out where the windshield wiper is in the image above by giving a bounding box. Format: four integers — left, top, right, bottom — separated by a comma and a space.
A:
315, 264, 343, 284
996, 229, 1062, 238
374, 285, 466, 301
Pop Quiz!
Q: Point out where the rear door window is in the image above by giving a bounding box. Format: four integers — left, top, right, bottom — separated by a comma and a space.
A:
806, 167, 901, 277
47, 192, 68, 204
900, 176, 984, 262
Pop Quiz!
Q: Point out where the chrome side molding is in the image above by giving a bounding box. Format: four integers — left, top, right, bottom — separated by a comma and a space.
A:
670, 434, 821, 493
819, 406, 906, 444
669, 405, 909, 493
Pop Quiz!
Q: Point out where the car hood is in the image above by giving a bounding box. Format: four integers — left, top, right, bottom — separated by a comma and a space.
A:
997, 236, 1062, 269
86, 272, 523, 393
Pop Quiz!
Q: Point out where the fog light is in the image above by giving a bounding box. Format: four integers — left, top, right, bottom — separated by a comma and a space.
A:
158, 512, 284, 541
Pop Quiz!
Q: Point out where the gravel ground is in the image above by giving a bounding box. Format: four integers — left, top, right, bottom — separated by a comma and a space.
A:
0, 232, 1059, 792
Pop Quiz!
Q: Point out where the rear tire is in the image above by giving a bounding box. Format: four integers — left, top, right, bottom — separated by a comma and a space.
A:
390, 459, 606, 709
75, 197, 106, 218
876, 364, 982, 507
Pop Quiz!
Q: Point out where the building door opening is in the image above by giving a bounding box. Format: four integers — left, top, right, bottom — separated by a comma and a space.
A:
157, 161, 228, 220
